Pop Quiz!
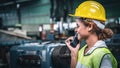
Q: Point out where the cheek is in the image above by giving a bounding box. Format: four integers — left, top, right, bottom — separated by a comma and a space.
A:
77, 27, 84, 35
77, 27, 82, 33
77, 25, 84, 32
77, 26, 88, 36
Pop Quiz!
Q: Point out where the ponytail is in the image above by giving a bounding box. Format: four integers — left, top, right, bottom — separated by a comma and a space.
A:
98, 28, 113, 40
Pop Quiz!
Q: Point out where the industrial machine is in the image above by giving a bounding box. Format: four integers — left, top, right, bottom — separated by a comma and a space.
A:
0, 29, 32, 68
10, 41, 71, 68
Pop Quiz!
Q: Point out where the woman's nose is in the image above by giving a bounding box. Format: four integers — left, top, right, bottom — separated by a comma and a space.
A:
74, 27, 77, 33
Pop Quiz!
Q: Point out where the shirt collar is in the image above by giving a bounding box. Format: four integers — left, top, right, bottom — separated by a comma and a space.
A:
85, 40, 107, 55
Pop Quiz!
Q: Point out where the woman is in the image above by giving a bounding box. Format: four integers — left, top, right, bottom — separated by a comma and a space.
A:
65, 1, 117, 68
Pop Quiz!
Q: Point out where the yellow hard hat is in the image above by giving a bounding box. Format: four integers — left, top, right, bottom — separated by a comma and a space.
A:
69, 1, 106, 22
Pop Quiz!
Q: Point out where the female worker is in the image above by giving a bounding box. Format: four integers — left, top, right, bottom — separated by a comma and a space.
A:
65, 1, 117, 68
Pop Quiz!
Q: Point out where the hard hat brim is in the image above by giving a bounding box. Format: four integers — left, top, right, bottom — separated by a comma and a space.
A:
68, 14, 106, 22
68, 14, 81, 18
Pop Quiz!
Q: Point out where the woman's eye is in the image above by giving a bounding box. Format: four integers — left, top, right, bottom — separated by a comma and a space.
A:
77, 24, 80, 28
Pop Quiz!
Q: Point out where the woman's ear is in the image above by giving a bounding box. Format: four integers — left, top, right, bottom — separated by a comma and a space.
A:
87, 23, 93, 32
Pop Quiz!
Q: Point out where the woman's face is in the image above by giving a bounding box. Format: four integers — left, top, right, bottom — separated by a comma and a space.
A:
75, 19, 90, 39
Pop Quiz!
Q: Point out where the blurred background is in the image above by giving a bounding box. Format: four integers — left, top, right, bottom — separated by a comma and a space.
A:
0, 0, 120, 68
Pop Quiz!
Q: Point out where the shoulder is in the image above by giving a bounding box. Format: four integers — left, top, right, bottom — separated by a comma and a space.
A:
91, 47, 112, 63
100, 54, 112, 68
92, 47, 111, 56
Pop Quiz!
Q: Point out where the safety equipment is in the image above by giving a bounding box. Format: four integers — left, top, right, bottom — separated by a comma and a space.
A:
77, 45, 118, 68
69, 1, 106, 22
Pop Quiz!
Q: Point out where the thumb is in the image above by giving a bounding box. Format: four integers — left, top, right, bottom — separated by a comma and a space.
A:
75, 43, 80, 50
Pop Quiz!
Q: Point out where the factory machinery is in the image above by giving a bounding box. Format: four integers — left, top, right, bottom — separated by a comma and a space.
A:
10, 41, 71, 68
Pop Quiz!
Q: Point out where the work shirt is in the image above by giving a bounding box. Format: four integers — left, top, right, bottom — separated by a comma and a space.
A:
76, 40, 115, 68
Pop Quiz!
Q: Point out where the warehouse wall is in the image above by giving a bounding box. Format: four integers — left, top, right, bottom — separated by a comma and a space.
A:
0, 0, 119, 31
21, 0, 50, 32
21, 0, 50, 25
0, 6, 18, 26
0, 0, 50, 26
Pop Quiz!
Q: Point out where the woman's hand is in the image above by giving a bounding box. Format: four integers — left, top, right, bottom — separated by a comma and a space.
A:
65, 36, 80, 68
65, 36, 80, 57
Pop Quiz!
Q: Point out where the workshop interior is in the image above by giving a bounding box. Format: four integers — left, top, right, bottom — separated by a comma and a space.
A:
0, 0, 120, 68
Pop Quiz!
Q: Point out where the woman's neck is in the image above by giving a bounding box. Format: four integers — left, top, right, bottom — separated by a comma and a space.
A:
86, 34, 98, 49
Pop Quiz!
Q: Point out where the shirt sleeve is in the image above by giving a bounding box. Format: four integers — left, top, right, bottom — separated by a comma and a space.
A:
100, 54, 112, 68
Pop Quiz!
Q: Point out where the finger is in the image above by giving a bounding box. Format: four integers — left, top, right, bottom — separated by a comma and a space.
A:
69, 36, 74, 39
76, 43, 80, 50
66, 36, 74, 41
65, 40, 73, 50
65, 39, 70, 44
